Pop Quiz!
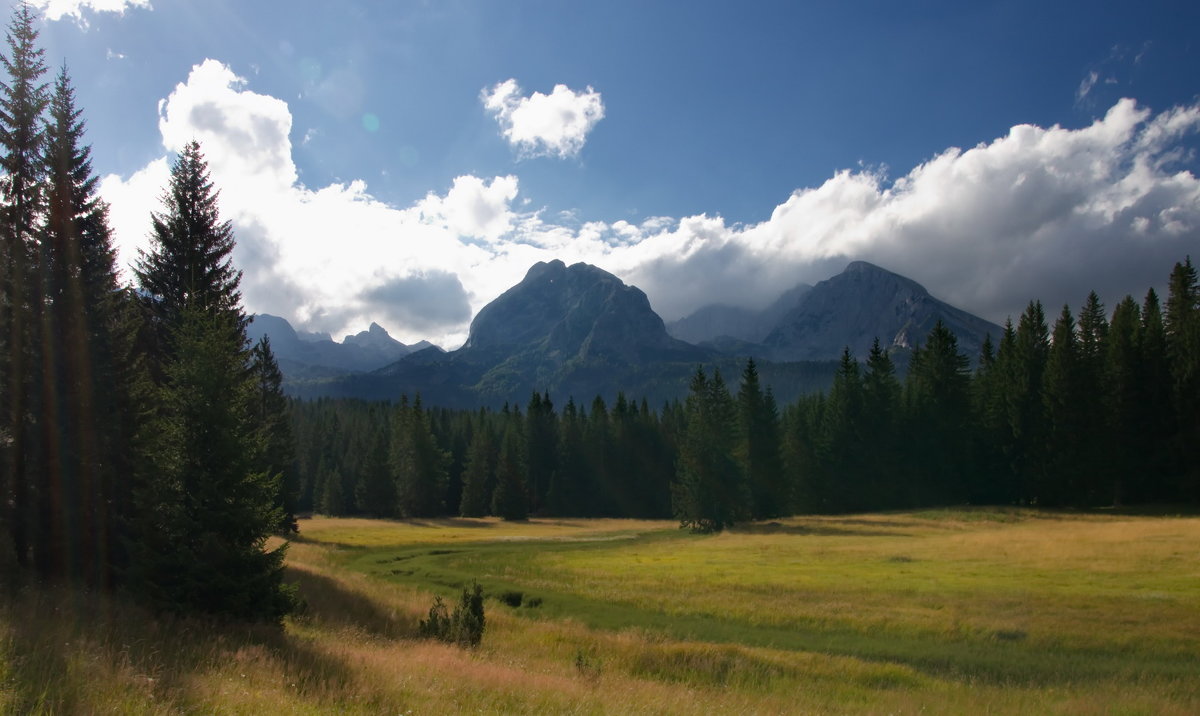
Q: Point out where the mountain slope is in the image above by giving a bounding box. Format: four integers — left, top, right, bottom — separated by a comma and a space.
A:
762, 261, 1002, 361
666, 282, 812, 345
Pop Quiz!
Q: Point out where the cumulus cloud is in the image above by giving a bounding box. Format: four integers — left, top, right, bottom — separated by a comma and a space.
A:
481, 79, 604, 158
31, 0, 150, 24
100, 59, 1200, 350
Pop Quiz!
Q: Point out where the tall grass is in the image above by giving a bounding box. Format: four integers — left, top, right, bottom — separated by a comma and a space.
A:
2, 509, 1198, 713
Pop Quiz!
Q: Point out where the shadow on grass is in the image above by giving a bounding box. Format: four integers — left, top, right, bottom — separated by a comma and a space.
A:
285, 565, 417, 639
0, 569, 423, 714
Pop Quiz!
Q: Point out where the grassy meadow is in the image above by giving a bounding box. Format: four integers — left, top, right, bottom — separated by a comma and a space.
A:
2, 508, 1198, 713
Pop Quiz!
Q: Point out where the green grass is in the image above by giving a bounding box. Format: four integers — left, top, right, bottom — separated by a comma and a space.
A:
3, 509, 1199, 713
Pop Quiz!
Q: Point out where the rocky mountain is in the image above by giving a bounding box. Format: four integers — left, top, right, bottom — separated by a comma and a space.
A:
247, 314, 433, 377
761, 261, 1002, 362
666, 282, 812, 344
294, 261, 758, 407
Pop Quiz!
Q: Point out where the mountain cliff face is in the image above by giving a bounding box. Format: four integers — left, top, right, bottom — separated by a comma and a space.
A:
465, 259, 702, 364
762, 261, 1002, 361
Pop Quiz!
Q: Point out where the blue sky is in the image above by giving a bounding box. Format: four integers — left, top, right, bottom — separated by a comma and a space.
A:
27, 0, 1200, 347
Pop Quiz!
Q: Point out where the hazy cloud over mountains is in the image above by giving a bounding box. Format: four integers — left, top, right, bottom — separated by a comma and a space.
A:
101, 59, 1200, 349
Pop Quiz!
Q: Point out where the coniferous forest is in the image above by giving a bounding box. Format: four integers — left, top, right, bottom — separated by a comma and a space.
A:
0, 6, 294, 621
1, 0, 1199, 631
290, 270, 1200, 532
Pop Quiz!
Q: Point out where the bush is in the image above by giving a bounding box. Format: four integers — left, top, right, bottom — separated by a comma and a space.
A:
419, 582, 485, 647
498, 590, 523, 607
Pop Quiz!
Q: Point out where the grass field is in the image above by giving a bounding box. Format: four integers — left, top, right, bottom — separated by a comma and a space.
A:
2, 508, 1198, 713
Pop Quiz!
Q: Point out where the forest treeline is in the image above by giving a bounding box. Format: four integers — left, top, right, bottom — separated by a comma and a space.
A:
0, 6, 294, 621
291, 258, 1200, 530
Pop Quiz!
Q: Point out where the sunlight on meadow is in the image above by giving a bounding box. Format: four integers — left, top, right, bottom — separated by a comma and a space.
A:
4, 509, 1199, 714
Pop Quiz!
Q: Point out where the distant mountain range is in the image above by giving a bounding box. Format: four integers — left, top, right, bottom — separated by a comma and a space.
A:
246, 314, 437, 378
259, 259, 1003, 407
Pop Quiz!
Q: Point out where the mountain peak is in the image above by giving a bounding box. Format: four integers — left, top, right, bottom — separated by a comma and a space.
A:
463, 259, 703, 364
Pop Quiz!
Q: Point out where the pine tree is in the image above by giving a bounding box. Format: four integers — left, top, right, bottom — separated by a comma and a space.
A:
904, 321, 972, 504
249, 336, 297, 531
1076, 291, 1111, 504
393, 395, 448, 518
134, 140, 242, 355
1165, 257, 1200, 500
491, 423, 528, 520
1041, 305, 1086, 506
1105, 296, 1142, 506
1008, 301, 1050, 501
127, 307, 293, 621
737, 359, 786, 519
524, 391, 558, 515
0, 0, 48, 571
459, 422, 496, 517
672, 368, 747, 532
822, 347, 865, 511
33, 65, 127, 582
862, 338, 902, 508
129, 142, 293, 621
1135, 288, 1173, 502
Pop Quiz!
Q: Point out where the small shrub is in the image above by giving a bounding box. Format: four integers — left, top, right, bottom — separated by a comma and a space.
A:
498, 590, 523, 607
419, 583, 485, 647
525, 597, 543, 608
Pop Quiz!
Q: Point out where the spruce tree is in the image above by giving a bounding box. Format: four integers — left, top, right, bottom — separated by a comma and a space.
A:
1165, 257, 1200, 500
393, 395, 448, 518
1041, 305, 1086, 506
130, 142, 293, 621
459, 422, 496, 517
1105, 296, 1142, 506
0, 0, 48, 571
737, 359, 787, 519
672, 368, 747, 532
905, 321, 972, 504
862, 338, 902, 508
823, 347, 865, 511
34, 65, 127, 582
491, 423, 528, 520
249, 336, 298, 531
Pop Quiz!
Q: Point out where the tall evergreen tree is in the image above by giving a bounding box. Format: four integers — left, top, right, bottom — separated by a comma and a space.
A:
33, 65, 127, 582
672, 368, 747, 532
127, 307, 293, 620
130, 142, 293, 621
491, 423, 528, 521
862, 338, 903, 508
1008, 301, 1050, 501
1105, 296, 1142, 506
905, 321, 972, 504
1076, 291, 1111, 503
822, 347, 866, 511
1041, 305, 1086, 506
524, 391, 558, 515
134, 140, 242, 352
393, 395, 448, 518
1165, 257, 1200, 500
249, 336, 298, 531
737, 359, 787, 519
0, 0, 48, 571
459, 421, 496, 517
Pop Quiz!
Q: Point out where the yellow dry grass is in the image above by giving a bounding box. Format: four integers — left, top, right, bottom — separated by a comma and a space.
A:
2, 509, 1197, 714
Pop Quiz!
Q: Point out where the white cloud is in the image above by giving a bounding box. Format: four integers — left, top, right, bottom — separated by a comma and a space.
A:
482, 79, 604, 158
101, 60, 1200, 351
31, 0, 150, 24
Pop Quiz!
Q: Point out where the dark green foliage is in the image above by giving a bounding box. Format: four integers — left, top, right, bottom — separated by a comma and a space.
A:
250, 336, 298, 532
737, 359, 787, 519
524, 392, 558, 515
0, 1, 48, 573
672, 368, 748, 532
419, 583, 486, 647
1041, 306, 1086, 506
492, 424, 528, 520
1165, 258, 1200, 499
458, 422, 496, 517
393, 396, 449, 518
904, 321, 972, 505
127, 308, 294, 621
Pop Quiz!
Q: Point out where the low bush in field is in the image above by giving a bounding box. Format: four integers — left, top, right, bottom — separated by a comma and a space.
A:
418, 582, 485, 647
